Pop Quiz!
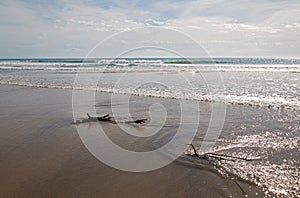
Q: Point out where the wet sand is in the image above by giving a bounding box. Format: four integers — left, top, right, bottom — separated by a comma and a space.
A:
0, 85, 264, 197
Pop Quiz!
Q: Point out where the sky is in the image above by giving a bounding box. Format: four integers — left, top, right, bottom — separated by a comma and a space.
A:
0, 0, 300, 58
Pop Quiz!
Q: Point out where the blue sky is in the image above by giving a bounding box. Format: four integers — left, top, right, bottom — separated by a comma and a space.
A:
0, 0, 300, 58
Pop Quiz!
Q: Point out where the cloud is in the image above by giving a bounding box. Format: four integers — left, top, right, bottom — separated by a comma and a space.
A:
0, 0, 147, 57
0, 0, 300, 57
160, 0, 300, 57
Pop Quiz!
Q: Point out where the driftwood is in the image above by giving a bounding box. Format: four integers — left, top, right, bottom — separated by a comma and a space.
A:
204, 152, 253, 161
73, 113, 115, 124
187, 144, 253, 161
73, 113, 147, 125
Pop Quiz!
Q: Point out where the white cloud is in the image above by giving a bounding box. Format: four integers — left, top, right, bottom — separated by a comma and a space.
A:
0, 0, 300, 57
0, 0, 146, 57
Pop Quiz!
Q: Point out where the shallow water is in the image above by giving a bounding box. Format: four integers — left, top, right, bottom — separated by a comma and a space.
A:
188, 105, 300, 197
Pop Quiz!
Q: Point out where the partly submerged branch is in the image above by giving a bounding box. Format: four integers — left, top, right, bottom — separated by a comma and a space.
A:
73, 113, 147, 125
205, 152, 253, 161
187, 144, 254, 161
73, 113, 115, 124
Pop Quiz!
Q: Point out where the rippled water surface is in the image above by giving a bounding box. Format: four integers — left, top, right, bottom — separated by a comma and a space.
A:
1, 58, 299, 109
185, 105, 300, 197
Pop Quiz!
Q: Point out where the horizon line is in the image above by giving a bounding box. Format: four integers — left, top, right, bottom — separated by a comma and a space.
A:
0, 56, 300, 60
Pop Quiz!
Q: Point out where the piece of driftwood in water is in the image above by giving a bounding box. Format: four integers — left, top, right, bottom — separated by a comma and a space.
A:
74, 113, 115, 124
74, 113, 147, 125
187, 144, 253, 161
205, 152, 253, 161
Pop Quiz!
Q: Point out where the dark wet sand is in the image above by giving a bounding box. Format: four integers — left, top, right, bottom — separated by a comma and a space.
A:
0, 85, 264, 197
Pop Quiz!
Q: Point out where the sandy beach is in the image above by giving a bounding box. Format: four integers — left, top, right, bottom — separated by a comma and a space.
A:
0, 85, 266, 197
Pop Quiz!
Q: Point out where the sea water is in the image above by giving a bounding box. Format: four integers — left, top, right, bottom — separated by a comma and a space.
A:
0, 58, 299, 109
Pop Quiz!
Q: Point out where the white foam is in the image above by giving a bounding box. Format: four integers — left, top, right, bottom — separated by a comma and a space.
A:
1, 79, 299, 111
1, 61, 300, 73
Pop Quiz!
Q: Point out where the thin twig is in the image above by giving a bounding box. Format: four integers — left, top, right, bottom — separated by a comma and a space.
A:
187, 144, 200, 157
206, 152, 253, 161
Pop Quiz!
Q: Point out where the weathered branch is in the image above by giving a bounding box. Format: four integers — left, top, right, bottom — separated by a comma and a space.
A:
187, 144, 253, 161
205, 152, 253, 161
73, 113, 147, 125
73, 113, 115, 124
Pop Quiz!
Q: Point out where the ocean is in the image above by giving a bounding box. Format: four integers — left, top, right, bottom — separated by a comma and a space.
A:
0, 57, 299, 196
0, 58, 299, 109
